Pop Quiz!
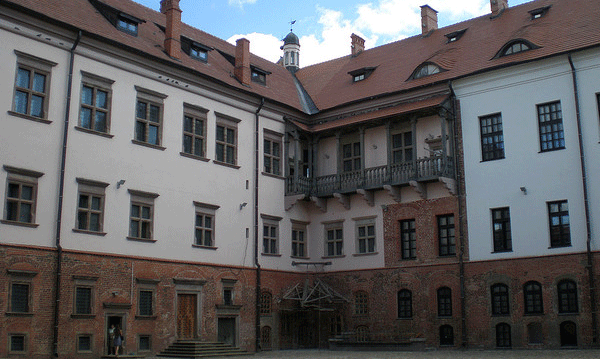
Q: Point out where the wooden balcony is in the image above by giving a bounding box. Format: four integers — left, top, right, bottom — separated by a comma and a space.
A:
286, 155, 454, 197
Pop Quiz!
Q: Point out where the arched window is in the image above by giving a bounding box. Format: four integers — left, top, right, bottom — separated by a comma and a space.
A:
397, 289, 412, 318
491, 283, 509, 315
355, 325, 369, 342
440, 325, 454, 346
496, 323, 512, 347
410, 62, 442, 80
557, 280, 578, 313
354, 291, 368, 315
259, 291, 272, 315
496, 39, 538, 58
523, 281, 543, 314
437, 287, 452, 317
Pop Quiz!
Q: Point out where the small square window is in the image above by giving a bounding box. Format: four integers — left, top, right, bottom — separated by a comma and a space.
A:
9, 334, 26, 353
190, 46, 208, 62
139, 335, 151, 351
251, 69, 267, 85
77, 335, 92, 352
117, 17, 138, 36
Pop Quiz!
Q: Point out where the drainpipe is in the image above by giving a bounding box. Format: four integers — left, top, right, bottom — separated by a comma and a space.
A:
568, 54, 597, 344
448, 82, 467, 348
53, 30, 81, 357
254, 97, 265, 352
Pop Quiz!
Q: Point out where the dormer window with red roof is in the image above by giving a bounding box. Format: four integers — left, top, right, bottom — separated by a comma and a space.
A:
117, 15, 139, 36
529, 5, 551, 20
445, 29, 467, 43
410, 62, 442, 80
348, 67, 376, 83
88, 0, 144, 37
180, 36, 213, 63
251, 67, 270, 86
496, 39, 539, 58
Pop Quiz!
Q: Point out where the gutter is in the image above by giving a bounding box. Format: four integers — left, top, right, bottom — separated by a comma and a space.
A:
567, 54, 597, 344
254, 97, 265, 352
52, 30, 81, 357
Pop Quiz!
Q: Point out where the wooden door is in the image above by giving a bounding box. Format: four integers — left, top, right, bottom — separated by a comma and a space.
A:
177, 294, 197, 339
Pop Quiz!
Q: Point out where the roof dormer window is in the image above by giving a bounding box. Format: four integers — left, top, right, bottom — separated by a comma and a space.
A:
410, 62, 442, 80
251, 67, 270, 86
179, 36, 213, 63
348, 67, 377, 83
88, 0, 144, 37
190, 46, 207, 62
529, 5, 551, 20
445, 29, 467, 43
496, 39, 539, 58
354, 74, 365, 82
117, 16, 139, 36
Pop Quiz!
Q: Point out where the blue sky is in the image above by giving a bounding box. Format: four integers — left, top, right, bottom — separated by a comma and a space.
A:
134, 0, 532, 67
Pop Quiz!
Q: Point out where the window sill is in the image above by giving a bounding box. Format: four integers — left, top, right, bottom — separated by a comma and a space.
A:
491, 314, 510, 317
261, 253, 282, 257
216, 304, 243, 310
400, 257, 417, 261
539, 148, 565, 153
5, 312, 33, 317
7, 110, 52, 124
127, 237, 157, 243
71, 314, 96, 319
72, 229, 107, 236
353, 251, 378, 257
213, 160, 240, 169
290, 255, 310, 260
322, 255, 346, 259
0, 219, 39, 228
492, 250, 512, 254
180, 152, 210, 162
131, 139, 166, 151
396, 317, 413, 320
480, 157, 505, 163
524, 312, 544, 316
135, 315, 157, 320
192, 244, 217, 250
548, 245, 572, 249
74, 126, 114, 138
438, 254, 457, 258
261, 172, 285, 180
558, 312, 579, 316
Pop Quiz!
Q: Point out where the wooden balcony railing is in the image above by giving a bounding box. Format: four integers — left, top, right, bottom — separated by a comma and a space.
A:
286, 155, 454, 197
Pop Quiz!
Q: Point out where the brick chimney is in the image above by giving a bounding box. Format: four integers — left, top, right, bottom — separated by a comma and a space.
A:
234, 38, 251, 85
351, 33, 365, 57
490, 0, 508, 16
161, 0, 182, 59
420, 5, 438, 35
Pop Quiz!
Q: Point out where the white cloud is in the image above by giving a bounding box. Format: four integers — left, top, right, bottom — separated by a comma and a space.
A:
228, 0, 257, 9
227, 32, 283, 63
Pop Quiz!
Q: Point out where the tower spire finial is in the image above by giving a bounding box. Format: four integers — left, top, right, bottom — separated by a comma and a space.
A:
289, 20, 296, 32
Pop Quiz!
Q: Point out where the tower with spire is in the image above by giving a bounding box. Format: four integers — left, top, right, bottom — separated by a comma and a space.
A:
281, 22, 300, 72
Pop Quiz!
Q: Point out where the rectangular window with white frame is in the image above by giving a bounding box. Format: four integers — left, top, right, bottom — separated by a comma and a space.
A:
2, 165, 44, 227
128, 190, 159, 241
291, 220, 308, 258
324, 221, 344, 257
74, 178, 108, 235
133, 86, 167, 148
193, 201, 219, 248
355, 217, 376, 254
11, 51, 57, 123
78, 71, 113, 135
182, 104, 208, 159
261, 214, 282, 255
215, 113, 239, 166
263, 130, 282, 176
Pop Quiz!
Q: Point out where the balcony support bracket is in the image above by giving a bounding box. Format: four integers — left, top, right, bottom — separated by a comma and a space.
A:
383, 185, 401, 202
310, 196, 327, 213
439, 177, 457, 196
333, 193, 351, 210
285, 194, 306, 211
356, 189, 375, 207
409, 180, 427, 199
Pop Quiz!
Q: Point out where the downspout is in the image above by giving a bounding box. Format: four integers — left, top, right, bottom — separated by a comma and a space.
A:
53, 30, 82, 357
254, 97, 265, 352
568, 54, 597, 344
449, 82, 467, 348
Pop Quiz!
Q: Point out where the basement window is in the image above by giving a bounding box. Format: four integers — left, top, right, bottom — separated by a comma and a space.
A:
529, 5, 551, 20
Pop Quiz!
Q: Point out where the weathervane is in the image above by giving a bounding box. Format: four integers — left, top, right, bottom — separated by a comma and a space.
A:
289, 20, 296, 32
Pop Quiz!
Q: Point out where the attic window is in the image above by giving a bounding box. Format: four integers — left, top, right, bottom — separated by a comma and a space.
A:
445, 29, 467, 43
117, 16, 139, 35
88, 0, 145, 37
348, 67, 376, 83
496, 39, 538, 58
529, 5, 551, 19
180, 37, 213, 63
410, 62, 442, 80
251, 67, 270, 86
190, 46, 207, 62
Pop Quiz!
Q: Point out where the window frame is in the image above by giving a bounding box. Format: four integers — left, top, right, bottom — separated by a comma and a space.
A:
74, 178, 109, 235
138, 334, 152, 352
136, 278, 158, 318
400, 219, 416, 260
7, 269, 37, 315
537, 101, 565, 152
76, 334, 93, 353
324, 221, 344, 257
492, 207, 512, 252
127, 189, 159, 242
354, 291, 368, 315
341, 136, 361, 173
72, 275, 97, 317
263, 130, 283, 177
2, 165, 44, 227
259, 291, 272, 315
496, 323, 512, 348
557, 279, 578, 314
11, 51, 57, 123
261, 214, 281, 255
215, 113, 240, 167
8, 333, 27, 354
78, 72, 114, 135
496, 39, 537, 58
193, 201, 219, 248
523, 281, 543, 315
410, 62, 442, 80
133, 87, 167, 149
437, 287, 452, 318
437, 214, 456, 257
548, 200, 570, 248
391, 129, 413, 164
117, 14, 140, 36
397, 289, 412, 319
222, 279, 236, 306
355, 217, 376, 254
479, 113, 505, 161
181, 104, 208, 160
291, 220, 308, 258
491, 283, 510, 316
